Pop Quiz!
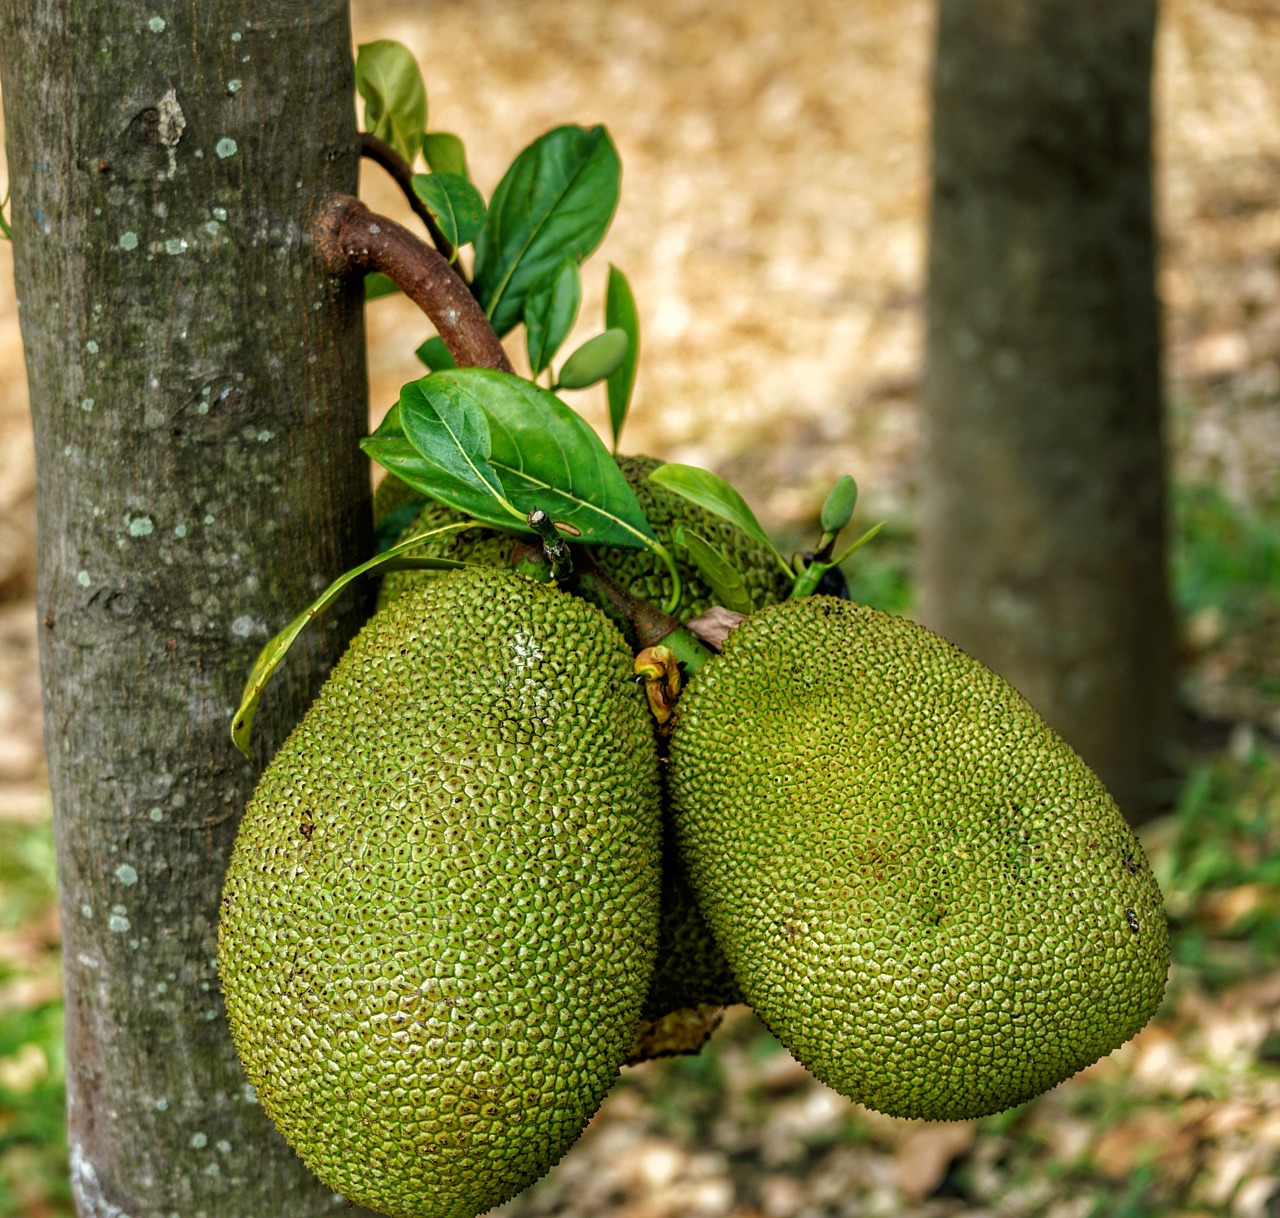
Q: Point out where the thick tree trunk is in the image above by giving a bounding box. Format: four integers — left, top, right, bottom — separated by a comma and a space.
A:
920, 0, 1173, 820
1, 3, 379, 1213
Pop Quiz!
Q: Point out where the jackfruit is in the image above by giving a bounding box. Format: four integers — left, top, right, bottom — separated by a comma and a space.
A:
372, 471, 423, 525
219, 566, 662, 1218
668, 596, 1169, 1122
376, 455, 792, 620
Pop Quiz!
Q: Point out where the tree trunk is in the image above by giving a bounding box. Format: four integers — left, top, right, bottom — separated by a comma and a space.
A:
0, 3, 380, 1213
920, 0, 1173, 820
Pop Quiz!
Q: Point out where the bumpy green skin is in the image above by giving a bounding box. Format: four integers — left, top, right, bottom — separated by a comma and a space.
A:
377, 500, 518, 609
641, 819, 742, 1019
605, 455, 792, 620
669, 597, 1170, 1122
372, 472, 424, 525
376, 455, 793, 622
219, 568, 662, 1218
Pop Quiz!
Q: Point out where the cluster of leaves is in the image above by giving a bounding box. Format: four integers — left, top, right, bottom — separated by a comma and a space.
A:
354, 43, 878, 598
234, 42, 883, 756
356, 40, 637, 407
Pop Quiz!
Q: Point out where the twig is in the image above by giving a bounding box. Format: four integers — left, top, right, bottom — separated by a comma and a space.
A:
315, 196, 512, 372
359, 132, 460, 273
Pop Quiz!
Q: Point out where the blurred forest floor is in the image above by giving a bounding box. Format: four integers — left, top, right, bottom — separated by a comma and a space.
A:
2, 0, 1280, 1214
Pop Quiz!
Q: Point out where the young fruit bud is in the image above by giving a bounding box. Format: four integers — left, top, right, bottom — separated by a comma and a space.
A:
820, 474, 858, 535
557, 328, 629, 390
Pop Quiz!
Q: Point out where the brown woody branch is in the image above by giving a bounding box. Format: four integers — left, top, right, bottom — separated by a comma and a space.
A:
358, 132, 460, 273
315, 196, 513, 372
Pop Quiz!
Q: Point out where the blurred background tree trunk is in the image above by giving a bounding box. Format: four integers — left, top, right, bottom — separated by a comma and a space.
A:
0, 2, 379, 1213
920, 0, 1173, 821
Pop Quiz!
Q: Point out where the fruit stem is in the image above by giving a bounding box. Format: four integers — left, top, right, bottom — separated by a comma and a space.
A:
526, 509, 574, 582
359, 133, 460, 272
314, 195, 512, 372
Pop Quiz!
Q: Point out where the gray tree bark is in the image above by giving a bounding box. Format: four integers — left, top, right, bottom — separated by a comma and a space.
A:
920, 0, 1173, 820
1, 3, 380, 1213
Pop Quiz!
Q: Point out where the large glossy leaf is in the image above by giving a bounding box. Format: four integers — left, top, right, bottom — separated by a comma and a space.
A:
429, 368, 657, 550
649, 463, 791, 574
397, 378, 510, 505
361, 434, 523, 531
423, 131, 469, 179
525, 259, 581, 377
604, 264, 639, 452
472, 125, 621, 337
232, 523, 468, 757
355, 41, 427, 164
411, 173, 486, 254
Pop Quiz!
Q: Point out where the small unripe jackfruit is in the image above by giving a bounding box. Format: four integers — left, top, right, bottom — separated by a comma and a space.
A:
668, 596, 1169, 1121
219, 567, 662, 1218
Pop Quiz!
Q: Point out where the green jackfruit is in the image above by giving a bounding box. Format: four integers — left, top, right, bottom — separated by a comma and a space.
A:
376, 455, 793, 621
372, 471, 423, 525
668, 596, 1169, 1122
219, 567, 662, 1218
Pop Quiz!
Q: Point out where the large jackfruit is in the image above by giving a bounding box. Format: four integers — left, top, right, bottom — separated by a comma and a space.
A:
376, 455, 792, 620
668, 596, 1169, 1122
219, 567, 662, 1218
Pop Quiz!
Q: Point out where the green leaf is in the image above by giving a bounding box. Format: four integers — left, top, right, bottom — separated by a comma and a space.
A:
556, 329, 628, 390
414, 336, 457, 371
363, 401, 515, 528
231, 524, 469, 757
355, 41, 427, 165
0, 188, 11, 241
833, 521, 886, 565
649, 463, 792, 575
525, 259, 582, 377
429, 368, 659, 551
423, 131, 469, 179
411, 172, 486, 255
361, 434, 522, 531
604, 264, 639, 451
396, 377, 524, 522
821, 474, 859, 534
364, 272, 401, 301
675, 528, 755, 615
355, 41, 426, 165
472, 125, 621, 337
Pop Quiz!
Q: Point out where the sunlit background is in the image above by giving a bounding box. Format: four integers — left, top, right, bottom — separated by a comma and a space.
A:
2, 0, 1279, 1213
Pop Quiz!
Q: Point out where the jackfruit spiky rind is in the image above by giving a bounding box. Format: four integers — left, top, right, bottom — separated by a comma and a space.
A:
603, 455, 792, 620
219, 568, 662, 1218
668, 597, 1170, 1122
